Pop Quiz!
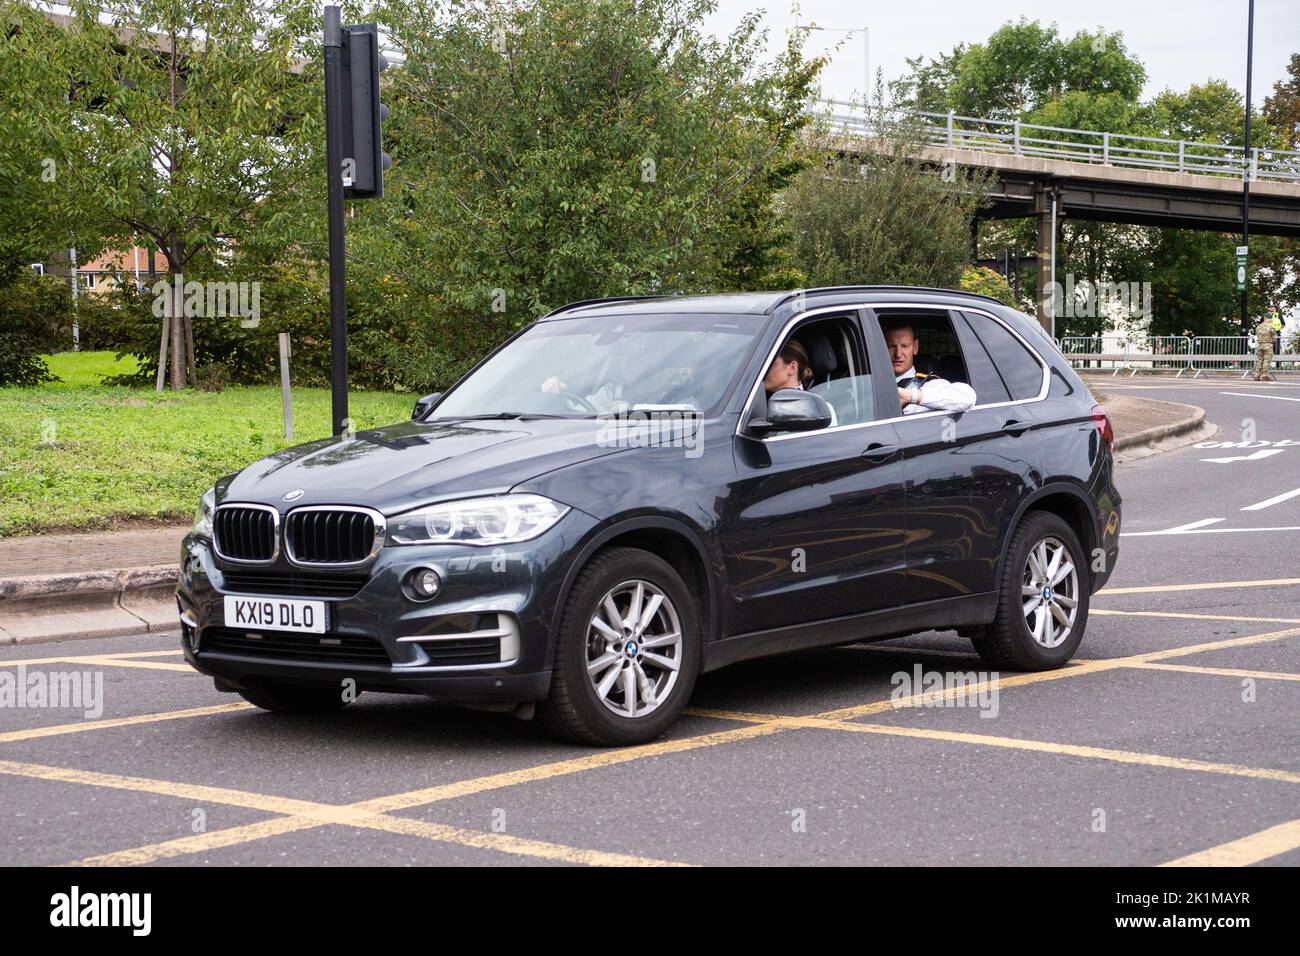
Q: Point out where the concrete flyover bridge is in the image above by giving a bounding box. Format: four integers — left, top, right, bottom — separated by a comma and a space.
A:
820, 100, 1300, 329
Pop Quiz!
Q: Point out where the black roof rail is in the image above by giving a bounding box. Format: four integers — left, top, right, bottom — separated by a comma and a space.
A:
770, 285, 1008, 312
541, 293, 676, 318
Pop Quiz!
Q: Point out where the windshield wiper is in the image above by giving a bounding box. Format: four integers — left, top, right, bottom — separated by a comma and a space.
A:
434, 412, 570, 421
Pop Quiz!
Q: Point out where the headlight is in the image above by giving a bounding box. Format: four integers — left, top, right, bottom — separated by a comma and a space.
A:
192, 486, 216, 538
386, 494, 569, 546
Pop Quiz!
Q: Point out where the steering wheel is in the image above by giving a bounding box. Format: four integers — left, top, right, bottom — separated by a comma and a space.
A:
558, 391, 598, 415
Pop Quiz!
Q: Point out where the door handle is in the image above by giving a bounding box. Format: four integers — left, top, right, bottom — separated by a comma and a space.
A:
862, 442, 898, 461
1002, 419, 1031, 436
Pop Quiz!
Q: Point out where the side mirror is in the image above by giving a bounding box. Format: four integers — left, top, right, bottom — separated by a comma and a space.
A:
748, 388, 833, 436
411, 392, 442, 421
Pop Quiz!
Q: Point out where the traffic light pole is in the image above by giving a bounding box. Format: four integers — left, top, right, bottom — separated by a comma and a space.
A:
324, 6, 349, 437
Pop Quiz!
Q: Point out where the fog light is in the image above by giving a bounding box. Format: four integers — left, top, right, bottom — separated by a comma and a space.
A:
406, 567, 442, 601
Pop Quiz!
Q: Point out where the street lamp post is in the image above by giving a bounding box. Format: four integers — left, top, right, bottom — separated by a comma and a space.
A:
793, 23, 869, 103
1240, 0, 1255, 334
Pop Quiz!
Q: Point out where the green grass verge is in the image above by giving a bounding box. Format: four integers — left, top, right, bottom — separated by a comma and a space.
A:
41, 350, 142, 387
1, 353, 413, 536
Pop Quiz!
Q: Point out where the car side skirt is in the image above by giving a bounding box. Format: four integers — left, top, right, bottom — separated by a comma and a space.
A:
701, 592, 998, 673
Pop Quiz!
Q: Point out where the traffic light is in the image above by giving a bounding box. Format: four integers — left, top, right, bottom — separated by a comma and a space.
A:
340, 23, 391, 199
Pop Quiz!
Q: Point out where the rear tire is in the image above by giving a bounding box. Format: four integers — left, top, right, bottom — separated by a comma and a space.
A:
237, 680, 355, 714
973, 511, 1089, 671
539, 547, 701, 746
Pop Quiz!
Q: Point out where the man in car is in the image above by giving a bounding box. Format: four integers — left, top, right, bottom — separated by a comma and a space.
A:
884, 320, 976, 415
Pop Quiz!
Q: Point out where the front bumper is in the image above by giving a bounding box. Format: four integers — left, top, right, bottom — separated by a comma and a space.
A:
176, 508, 601, 703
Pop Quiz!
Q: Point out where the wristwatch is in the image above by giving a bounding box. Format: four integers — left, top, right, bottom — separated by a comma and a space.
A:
909, 386, 920, 406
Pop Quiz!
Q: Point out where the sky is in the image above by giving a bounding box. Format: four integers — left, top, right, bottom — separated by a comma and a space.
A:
701, 0, 1298, 111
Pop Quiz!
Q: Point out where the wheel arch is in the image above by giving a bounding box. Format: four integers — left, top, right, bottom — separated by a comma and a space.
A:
997, 483, 1101, 589
549, 516, 721, 665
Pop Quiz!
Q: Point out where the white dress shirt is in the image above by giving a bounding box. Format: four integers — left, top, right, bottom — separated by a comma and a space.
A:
895, 367, 976, 415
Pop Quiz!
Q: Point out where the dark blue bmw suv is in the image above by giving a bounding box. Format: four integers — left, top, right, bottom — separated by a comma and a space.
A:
177, 286, 1121, 745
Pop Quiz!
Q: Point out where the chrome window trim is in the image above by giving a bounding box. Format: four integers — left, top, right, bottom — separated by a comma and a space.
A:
735, 301, 1051, 444
211, 502, 281, 565
283, 505, 387, 568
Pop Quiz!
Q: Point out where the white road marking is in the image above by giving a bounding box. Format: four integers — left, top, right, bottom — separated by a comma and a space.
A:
1242, 487, 1300, 511
1199, 449, 1284, 463
1219, 391, 1300, 403
1156, 518, 1225, 534
1123, 525, 1300, 537
1097, 383, 1300, 389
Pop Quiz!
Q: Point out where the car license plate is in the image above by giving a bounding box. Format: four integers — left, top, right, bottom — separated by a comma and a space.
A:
223, 596, 327, 634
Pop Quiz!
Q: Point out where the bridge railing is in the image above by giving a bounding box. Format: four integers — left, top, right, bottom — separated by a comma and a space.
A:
1060, 335, 1299, 376
819, 101, 1300, 184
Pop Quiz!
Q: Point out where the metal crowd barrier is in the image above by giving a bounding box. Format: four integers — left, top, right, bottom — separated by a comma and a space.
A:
1059, 336, 1194, 376
1059, 336, 1127, 374
1190, 336, 1253, 377
1059, 335, 1298, 377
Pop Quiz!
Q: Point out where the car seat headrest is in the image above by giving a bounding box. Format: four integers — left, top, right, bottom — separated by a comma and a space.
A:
808, 335, 838, 378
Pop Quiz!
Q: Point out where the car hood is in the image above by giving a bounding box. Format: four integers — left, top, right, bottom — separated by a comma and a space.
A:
216, 418, 626, 515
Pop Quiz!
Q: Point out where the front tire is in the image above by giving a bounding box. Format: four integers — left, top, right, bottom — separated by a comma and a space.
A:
539, 547, 701, 746
973, 511, 1089, 671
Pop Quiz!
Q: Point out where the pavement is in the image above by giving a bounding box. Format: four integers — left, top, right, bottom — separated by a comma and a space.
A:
0, 528, 184, 644
1, 374, 1298, 866
0, 526, 188, 579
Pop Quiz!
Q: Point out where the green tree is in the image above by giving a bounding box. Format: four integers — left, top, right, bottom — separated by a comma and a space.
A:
902, 19, 1145, 120
32, 0, 324, 389
0, 3, 107, 287
783, 106, 992, 289
327, 0, 826, 390
910, 20, 1297, 338
1263, 53, 1300, 149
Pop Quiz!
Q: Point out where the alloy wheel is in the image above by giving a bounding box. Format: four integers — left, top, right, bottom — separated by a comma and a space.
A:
1020, 535, 1079, 649
585, 579, 683, 718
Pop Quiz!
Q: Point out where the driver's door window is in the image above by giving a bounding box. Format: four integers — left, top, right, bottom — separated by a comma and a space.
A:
757, 314, 872, 431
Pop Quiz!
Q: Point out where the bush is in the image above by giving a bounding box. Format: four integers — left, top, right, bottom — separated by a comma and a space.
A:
0, 273, 69, 386
959, 266, 1019, 308
71, 283, 146, 352
784, 107, 993, 289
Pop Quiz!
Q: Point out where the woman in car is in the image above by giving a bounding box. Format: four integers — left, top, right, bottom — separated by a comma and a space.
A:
763, 339, 814, 394
763, 338, 837, 426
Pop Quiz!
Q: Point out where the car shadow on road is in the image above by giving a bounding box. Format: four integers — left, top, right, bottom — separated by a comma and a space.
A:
202, 634, 986, 752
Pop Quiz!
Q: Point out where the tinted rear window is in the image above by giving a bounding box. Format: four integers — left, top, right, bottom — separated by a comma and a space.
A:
962, 311, 1044, 401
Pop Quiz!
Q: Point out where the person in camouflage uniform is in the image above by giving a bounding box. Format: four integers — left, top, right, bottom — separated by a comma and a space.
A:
1254, 314, 1277, 381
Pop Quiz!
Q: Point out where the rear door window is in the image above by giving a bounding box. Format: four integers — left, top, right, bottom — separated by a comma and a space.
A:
961, 311, 1045, 401
950, 312, 1011, 405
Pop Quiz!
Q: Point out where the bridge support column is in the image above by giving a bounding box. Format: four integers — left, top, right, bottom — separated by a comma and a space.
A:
1035, 183, 1057, 334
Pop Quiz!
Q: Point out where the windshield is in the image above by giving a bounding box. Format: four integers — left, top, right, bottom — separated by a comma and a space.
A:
430, 312, 766, 420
